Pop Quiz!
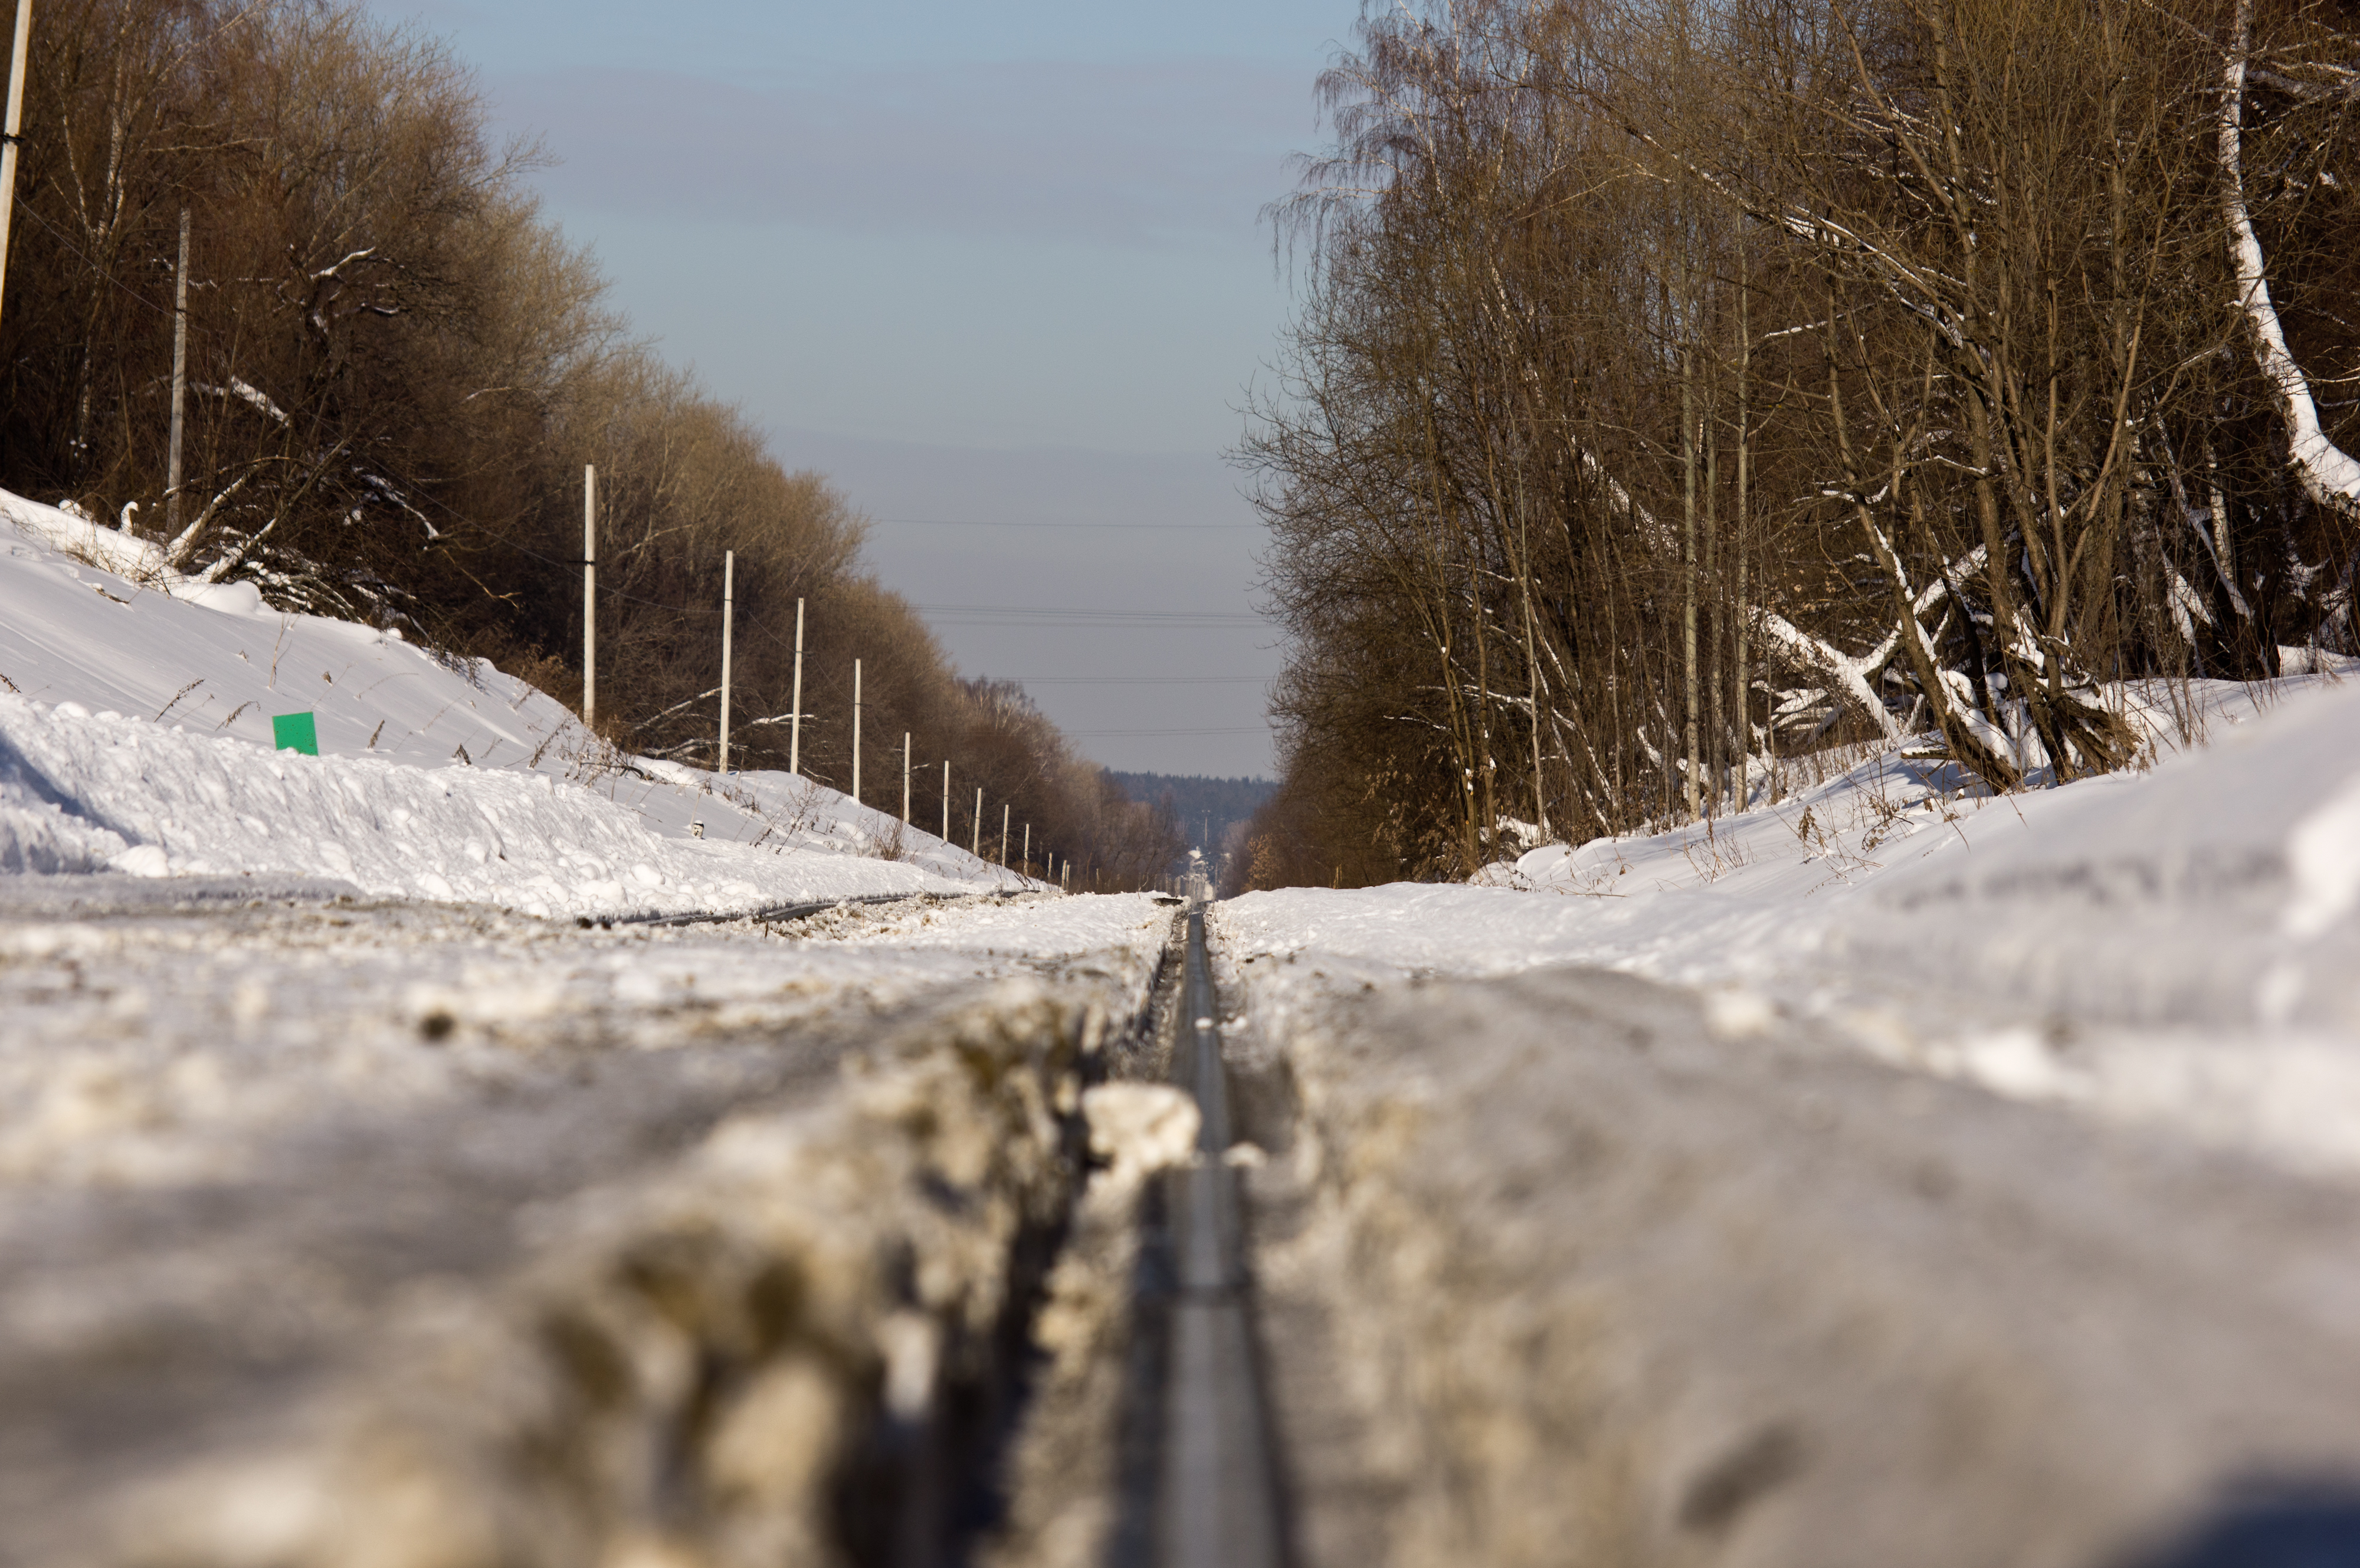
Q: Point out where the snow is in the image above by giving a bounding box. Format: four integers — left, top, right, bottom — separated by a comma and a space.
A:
0, 885, 1171, 1193
1216, 672, 2360, 1177
1079, 1082, 1199, 1186
0, 487, 1027, 917
0, 886, 1175, 1567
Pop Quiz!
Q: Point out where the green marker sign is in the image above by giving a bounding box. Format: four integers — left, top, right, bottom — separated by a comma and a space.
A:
272, 711, 319, 755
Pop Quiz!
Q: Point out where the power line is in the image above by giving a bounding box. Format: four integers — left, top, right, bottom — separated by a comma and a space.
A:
999, 675, 1270, 684
930, 621, 1263, 630
881, 520, 1252, 533
1068, 726, 1270, 736
919, 604, 1264, 618
919, 604, 1265, 626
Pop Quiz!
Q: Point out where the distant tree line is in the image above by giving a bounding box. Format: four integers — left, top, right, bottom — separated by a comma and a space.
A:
1237, 0, 2360, 888
1108, 773, 1276, 851
2, 0, 1180, 887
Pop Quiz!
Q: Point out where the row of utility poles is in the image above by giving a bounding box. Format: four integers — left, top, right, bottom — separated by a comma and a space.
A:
575, 465, 1071, 885
0, 0, 1094, 899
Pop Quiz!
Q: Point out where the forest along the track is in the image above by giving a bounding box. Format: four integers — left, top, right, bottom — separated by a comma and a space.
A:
0, 877, 1171, 1568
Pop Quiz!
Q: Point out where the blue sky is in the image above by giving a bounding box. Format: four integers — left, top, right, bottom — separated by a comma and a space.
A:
359, 0, 1358, 776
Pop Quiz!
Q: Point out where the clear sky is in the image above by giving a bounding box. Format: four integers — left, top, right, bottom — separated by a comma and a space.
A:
357, 0, 1359, 778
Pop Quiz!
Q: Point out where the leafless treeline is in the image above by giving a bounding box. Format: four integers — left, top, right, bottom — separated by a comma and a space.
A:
1237, 0, 2360, 888
2, 0, 1180, 885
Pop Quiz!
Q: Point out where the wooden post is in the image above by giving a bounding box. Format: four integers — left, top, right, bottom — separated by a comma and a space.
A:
718, 550, 734, 775
942, 760, 950, 842
789, 598, 805, 776
902, 732, 912, 826
972, 788, 982, 857
999, 803, 1009, 867
582, 465, 596, 729
1022, 822, 1030, 875
165, 209, 189, 534
0, 0, 35, 330
851, 658, 862, 804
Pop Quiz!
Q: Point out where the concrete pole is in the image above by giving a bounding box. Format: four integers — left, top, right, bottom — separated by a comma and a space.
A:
851, 658, 862, 804
165, 209, 189, 534
718, 550, 733, 775
972, 788, 982, 857
0, 0, 36, 330
1000, 803, 1009, 867
902, 732, 912, 826
789, 598, 804, 776
1022, 822, 1030, 875
582, 465, 596, 729
942, 760, 950, 843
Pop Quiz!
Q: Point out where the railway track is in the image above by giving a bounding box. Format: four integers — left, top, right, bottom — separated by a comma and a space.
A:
1112, 893, 1290, 1568
601, 880, 1296, 1568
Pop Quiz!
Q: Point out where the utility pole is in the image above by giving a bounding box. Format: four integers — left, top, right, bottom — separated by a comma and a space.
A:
851, 658, 862, 804
582, 465, 596, 729
0, 0, 35, 330
902, 733, 912, 826
789, 598, 804, 776
165, 209, 189, 534
717, 550, 734, 775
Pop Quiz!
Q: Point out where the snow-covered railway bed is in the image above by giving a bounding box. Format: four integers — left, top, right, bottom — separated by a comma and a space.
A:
1215, 937, 2360, 1568
0, 877, 1172, 1568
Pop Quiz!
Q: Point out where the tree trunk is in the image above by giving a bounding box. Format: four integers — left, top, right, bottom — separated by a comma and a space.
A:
1682, 345, 1700, 822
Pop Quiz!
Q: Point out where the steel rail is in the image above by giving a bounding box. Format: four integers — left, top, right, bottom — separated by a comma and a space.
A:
1156, 899, 1287, 1568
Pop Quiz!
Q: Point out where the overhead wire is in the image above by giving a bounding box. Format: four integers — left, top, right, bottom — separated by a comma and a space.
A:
8, 224, 1258, 648
1065, 726, 1269, 736
874, 516, 1254, 531
15, 195, 1268, 753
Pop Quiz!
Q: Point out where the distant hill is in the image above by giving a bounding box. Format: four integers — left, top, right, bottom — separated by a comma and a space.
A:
1108, 772, 1276, 858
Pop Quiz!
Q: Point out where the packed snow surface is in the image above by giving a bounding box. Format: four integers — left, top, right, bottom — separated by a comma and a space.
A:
0, 884, 1172, 1568
1218, 674, 2360, 1176
0, 488, 1025, 916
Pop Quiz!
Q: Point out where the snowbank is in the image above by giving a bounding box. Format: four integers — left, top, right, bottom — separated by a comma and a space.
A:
0, 693, 998, 917
1218, 674, 2360, 1175
0, 487, 1030, 916
0, 489, 585, 776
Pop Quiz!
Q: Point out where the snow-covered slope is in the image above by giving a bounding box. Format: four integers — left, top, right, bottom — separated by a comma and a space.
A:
1, 496, 588, 774
0, 490, 1025, 916
1218, 673, 2360, 1176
